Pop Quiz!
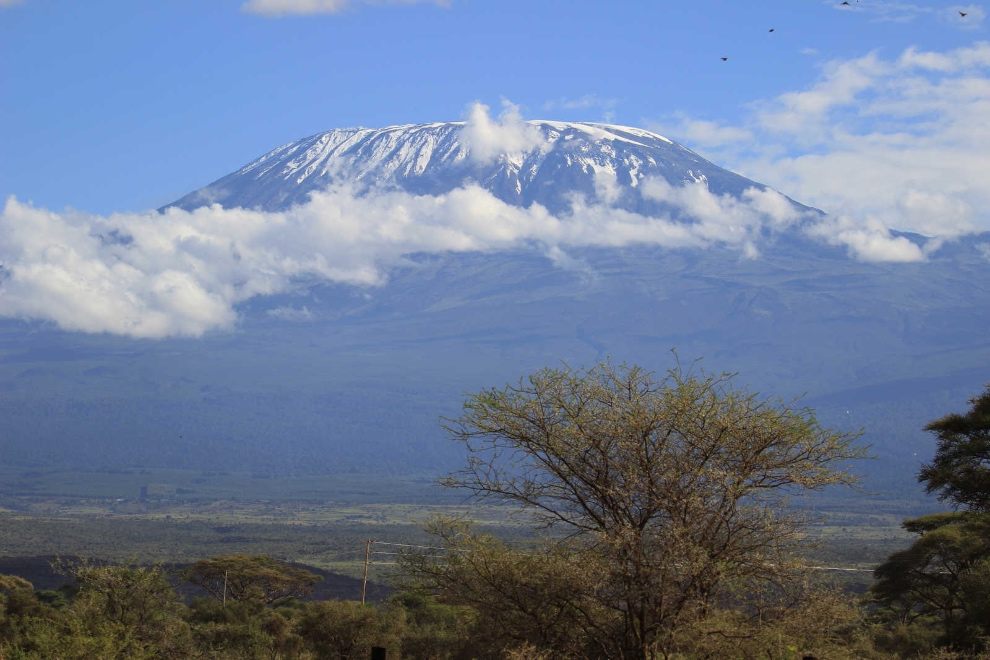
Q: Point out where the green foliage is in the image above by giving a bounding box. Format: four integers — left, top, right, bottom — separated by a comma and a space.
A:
186, 598, 304, 659
61, 563, 194, 659
919, 385, 990, 510
0, 557, 477, 659
391, 591, 478, 659
873, 513, 990, 652
296, 599, 403, 659
673, 584, 886, 659
873, 386, 990, 656
183, 555, 321, 605
0, 563, 195, 659
404, 522, 613, 656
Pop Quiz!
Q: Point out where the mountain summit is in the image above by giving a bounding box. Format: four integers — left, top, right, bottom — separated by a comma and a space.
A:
168, 121, 785, 214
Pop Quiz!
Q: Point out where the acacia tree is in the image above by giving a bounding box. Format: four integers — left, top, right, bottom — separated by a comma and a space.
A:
873, 385, 990, 653
919, 385, 990, 510
183, 555, 321, 605
419, 362, 862, 658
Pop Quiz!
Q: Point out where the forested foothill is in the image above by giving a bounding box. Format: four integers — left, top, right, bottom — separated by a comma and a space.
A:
1, 364, 988, 658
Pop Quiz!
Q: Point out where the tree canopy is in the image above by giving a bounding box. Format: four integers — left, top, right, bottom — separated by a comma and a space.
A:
918, 385, 990, 510
873, 385, 990, 654
183, 555, 321, 605
418, 361, 864, 658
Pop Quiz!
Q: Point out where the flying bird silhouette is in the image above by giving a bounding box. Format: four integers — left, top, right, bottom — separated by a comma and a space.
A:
721, 56, 729, 61
769, 28, 775, 32
959, 10, 968, 17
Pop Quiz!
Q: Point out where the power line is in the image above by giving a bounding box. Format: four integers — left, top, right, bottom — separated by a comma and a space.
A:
373, 541, 449, 551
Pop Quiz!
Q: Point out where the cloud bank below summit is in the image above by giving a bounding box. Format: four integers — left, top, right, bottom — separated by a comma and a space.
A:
0, 177, 808, 339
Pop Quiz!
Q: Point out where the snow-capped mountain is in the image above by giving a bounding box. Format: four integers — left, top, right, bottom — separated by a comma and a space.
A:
0, 120, 985, 495
168, 121, 789, 215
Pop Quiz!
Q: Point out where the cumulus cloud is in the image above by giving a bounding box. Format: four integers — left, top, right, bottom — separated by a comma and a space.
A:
242, 0, 448, 16
0, 178, 813, 338
459, 101, 545, 164
659, 42, 990, 243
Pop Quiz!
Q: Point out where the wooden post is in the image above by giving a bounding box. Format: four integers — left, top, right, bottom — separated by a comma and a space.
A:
222, 569, 228, 608
361, 539, 372, 605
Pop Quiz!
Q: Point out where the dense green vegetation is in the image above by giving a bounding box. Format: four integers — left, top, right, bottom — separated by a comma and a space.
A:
0, 558, 476, 659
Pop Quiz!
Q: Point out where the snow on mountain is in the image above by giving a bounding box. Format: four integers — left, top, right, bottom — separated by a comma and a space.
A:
167, 121, 792, 215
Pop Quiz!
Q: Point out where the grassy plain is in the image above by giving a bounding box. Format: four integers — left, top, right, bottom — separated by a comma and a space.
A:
0, 466, 927, 589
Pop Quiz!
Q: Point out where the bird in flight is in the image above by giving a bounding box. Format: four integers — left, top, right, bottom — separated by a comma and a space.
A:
721, 56, 729, 61
769, 28, 775, 32
959, 10, 968, 17
840, 1, 850, 5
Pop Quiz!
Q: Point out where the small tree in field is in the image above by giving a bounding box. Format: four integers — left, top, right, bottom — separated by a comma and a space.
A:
183, 555, 320, 606
412, 362, 863, 658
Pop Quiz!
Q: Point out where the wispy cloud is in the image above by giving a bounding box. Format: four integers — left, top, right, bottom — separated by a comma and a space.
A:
650, 114, 752, 149
242, 0, 449, 17
655, 42, 990, 242
543, 95, 620, 122
827, 0, 986, 28
266, 305, 315, 321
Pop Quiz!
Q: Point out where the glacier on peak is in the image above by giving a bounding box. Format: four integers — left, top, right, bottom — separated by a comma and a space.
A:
166, 120, 784, 216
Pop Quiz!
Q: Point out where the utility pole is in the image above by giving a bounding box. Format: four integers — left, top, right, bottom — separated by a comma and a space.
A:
361, 539, 373, 605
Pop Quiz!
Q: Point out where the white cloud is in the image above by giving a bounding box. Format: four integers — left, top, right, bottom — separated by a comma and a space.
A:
242, 0, 448, 17
641, 178, 804, 257
0, 177, 817, 339
458, 100, 545, 164
755, 52, 888, 140
663, 42, 990, 241
806, 214, 926, 262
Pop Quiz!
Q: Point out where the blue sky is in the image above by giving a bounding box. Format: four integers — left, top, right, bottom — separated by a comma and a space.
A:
1, 0, 986, 213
